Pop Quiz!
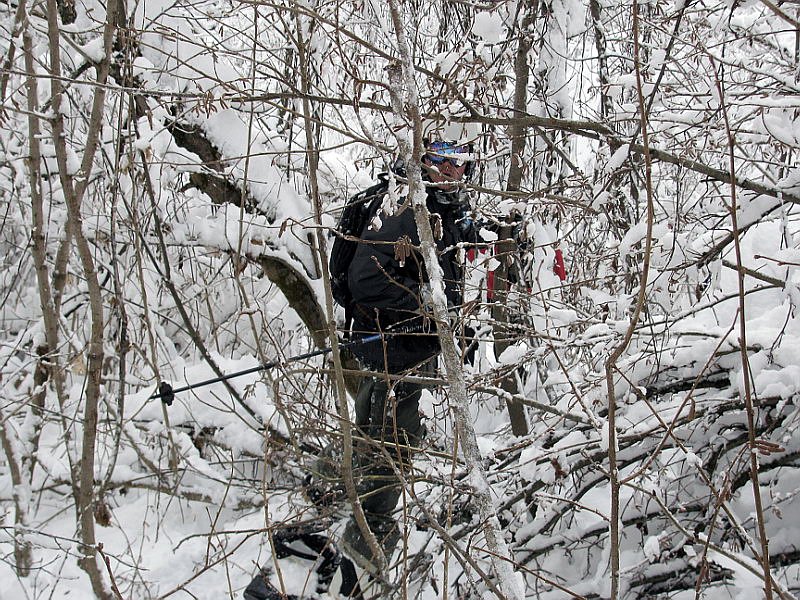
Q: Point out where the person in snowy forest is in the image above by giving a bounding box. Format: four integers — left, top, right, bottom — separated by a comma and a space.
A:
244, 136, 482, 600
333, 136, 480, 577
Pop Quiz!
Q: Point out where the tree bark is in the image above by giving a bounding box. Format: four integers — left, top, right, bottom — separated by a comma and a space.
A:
21, 11, 74, 579
603, 5, 656, 597
258, 255, 362, 397
506, 0, 537, 192
589, 0, 613, 122
710, 53, 775, 600
492, 0, 539, 439
386, 2, 524, 598
44, 0, 120, 593
293, 5, 386, 573
0, 416, 32, 576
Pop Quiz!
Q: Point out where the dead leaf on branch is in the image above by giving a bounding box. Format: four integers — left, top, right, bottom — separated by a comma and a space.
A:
431, 213, 442, 240
94, 498, 112, 527
395, 235, 414, 267
754, 439, 785, 456
550, 458, 567, 480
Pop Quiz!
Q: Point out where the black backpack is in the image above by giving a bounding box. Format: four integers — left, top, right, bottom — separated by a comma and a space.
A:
329, 178, 388, 317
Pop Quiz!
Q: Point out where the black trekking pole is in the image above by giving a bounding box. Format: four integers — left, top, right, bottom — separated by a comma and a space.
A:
150, 333, 384, 406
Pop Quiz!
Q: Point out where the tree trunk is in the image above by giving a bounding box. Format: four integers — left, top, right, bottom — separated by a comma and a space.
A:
0, 417, 32, 576
386, 2, 524, 598
43, 0, 120, 593
506, 0, 537, 192
493, 1, 539, 438
293, 5, 387, 574
589, 0, 613, 123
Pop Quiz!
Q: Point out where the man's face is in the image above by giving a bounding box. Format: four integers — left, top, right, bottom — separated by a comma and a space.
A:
423, 141, 471, 190
424, 156, 468, 188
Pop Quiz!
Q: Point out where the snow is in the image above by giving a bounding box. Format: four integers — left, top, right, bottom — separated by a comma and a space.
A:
471, 12, 505, 44
707, 549, 763, 596
478, 228, 498, 242
80, 38, 106, 62
607, 143, 630, 171
498, 341, 528, 365
548, 307, 579, 326
618, 219, 648, 261
4, 1, 800, 599
643, 535, 661, 562
433, 51, 460, 75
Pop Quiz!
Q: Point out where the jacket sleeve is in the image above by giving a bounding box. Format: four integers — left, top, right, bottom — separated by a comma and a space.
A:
455, 204, 485, 247
459, 207, 527, 250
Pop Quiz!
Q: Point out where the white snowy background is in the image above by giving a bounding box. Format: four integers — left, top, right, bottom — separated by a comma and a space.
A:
1, 0, 800, 598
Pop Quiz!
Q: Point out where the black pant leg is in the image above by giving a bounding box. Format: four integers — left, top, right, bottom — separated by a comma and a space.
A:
360, 380, 423, 520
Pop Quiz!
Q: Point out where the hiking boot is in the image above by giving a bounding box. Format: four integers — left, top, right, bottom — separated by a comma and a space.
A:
246, 523, 343, 599
243, 568, 289, 600
340, 517, 400, 576
329, 556, 366, 599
